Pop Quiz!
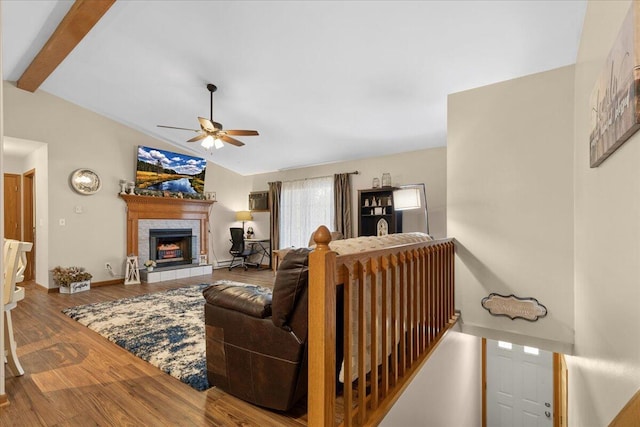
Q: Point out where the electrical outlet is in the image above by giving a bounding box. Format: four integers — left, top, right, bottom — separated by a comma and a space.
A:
105, 262, 112, 270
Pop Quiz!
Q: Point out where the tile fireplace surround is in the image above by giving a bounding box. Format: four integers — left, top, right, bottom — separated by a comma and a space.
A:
120, 194, 215, 267
139, 221, 199, 265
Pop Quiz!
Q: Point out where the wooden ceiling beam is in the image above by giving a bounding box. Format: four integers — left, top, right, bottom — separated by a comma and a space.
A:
16, 0, 116, 93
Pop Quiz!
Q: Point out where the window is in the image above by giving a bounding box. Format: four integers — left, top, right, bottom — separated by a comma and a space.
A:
279, 176, 334, 248
498, 341, 513, 350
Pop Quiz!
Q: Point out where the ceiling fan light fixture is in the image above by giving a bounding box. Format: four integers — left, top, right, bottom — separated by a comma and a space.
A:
158, 83, 258, 149
201, 135, 214, 149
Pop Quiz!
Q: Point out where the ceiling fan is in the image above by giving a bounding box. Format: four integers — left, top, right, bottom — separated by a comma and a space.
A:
157, 83, 258, 150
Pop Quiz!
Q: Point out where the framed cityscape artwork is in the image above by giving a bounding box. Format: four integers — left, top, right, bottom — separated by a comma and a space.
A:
590, 2, 640, 167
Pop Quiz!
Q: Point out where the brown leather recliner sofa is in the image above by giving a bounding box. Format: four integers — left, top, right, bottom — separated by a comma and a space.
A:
203, 248, 311, 411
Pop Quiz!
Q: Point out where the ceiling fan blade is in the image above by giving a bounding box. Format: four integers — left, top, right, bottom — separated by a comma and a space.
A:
159, 84, 257, 147
197, 117, 217, 133
224, 130, 259, 136
187, 133, 209, 143
220, 134, 245, 147
157, 125, 200, 132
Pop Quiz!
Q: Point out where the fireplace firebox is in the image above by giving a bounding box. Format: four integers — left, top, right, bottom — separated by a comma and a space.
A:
149, 228, 194, 267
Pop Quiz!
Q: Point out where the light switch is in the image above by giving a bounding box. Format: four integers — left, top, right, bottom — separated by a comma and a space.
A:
59, 218, 66, 226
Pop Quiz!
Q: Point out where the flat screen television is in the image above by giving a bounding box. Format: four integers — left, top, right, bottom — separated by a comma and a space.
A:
135, 145, 207, 197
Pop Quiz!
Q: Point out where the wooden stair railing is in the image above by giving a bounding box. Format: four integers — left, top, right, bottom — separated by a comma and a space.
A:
609, 388, 640, 427
308, 226, 457, 426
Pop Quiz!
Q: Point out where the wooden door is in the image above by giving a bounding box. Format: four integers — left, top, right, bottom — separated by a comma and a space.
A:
23, 169, 36, 280
4, 173, 22, 240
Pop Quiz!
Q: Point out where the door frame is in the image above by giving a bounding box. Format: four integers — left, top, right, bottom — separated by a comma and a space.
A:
482, 337, 567, 427
23, 169, 36, 281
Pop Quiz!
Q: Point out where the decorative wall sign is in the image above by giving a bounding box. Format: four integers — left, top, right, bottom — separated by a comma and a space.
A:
589, 2, 640, 167
481, 293, 547, 322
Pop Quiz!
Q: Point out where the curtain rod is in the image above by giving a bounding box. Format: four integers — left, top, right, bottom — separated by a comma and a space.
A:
281, 170, 359, 183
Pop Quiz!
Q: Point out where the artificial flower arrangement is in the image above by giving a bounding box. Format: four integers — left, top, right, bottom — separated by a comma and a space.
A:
52, 266, 92, 287
144, 260, 157, 268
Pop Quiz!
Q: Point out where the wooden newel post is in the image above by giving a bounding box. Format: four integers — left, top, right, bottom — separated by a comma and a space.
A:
309, 225, 336, 426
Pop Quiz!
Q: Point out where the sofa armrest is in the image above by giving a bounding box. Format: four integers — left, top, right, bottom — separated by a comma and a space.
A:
203, 280, 272, 319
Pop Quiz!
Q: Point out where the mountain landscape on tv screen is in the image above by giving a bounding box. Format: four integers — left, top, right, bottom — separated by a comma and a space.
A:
136, 146, 206, 195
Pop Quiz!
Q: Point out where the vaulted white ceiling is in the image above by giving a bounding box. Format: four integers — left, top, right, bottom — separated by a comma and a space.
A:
2, 1, 586, 175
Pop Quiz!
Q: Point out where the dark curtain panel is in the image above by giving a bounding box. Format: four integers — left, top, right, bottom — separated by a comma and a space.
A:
334, 173, 353, 238
268, 181, 282, 253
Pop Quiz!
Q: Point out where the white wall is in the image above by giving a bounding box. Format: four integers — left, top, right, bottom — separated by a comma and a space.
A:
447, 2, 640, 422
174, 146, 446, 266
248, 146, 448, 247
202, 162, 253, 266
3, 153, 25, 173
3, 81, 446, 281
380, 330, 482, 427
447, 66, 575, 353
3, 82, 251, 286
568, 1, 640, 425
24, 142, 49, 286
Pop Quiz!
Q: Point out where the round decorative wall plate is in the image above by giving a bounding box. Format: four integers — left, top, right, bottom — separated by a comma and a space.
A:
70, 168, 102, 195
377, 218, 389, 236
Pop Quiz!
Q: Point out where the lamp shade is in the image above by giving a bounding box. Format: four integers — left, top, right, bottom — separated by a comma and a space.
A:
393, 188, 421, 210
235, 211, 253, 221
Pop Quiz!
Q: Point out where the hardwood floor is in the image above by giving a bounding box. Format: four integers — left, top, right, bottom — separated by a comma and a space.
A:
1, 267, 308, 426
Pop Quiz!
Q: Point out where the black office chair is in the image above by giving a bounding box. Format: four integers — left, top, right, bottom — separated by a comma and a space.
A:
229, 227, 256, 270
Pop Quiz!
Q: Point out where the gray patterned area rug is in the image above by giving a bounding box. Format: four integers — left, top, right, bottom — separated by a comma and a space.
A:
62, 283, 211, 391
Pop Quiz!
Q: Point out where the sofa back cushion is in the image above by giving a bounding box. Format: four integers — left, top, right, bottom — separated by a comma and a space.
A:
326, 232, 431, 255
271, 248, 311, 329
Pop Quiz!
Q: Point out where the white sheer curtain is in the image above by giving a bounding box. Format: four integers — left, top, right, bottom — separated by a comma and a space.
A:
279, 176, 335, 248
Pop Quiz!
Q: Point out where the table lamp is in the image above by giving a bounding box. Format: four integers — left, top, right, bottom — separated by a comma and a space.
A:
236, 211, 253, 235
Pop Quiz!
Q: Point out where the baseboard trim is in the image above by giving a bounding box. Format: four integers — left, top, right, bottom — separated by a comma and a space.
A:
92, 278, 124, 287
0, 393, 9, 407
